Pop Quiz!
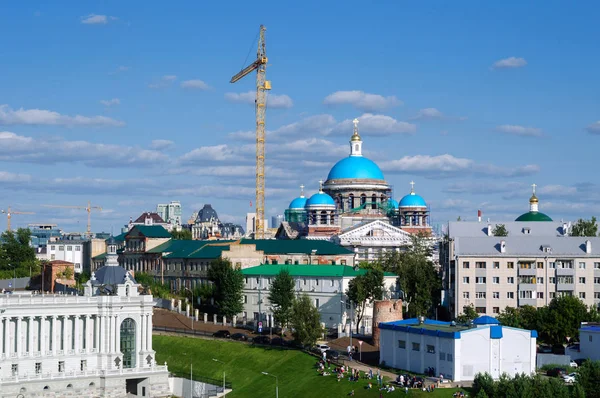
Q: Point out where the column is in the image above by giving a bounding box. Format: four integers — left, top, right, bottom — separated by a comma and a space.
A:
51, 316, 58, 353
108, 315, 113, 353
147, 314, 152, 352
40, 316, 46, 355
94, 315, 100, 352
75, 315, 81, 352
28, 317, 34, 354
114, 315, 119, 354
16, 317, 22, 357
1, 317, 4, 355
140, 314, 146, 352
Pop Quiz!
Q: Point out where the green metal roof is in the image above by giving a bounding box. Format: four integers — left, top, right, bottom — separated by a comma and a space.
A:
128, 225, 172, 238
147, 239, 206, 254
93, 252, 107, 260
241, 264, 396, 278
515, 211, 553, 222
240, 239, 353, 255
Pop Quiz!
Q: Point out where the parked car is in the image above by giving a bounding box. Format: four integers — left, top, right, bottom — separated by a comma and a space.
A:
270, 337, 288, 346
547, 367, 567, 378
231, 333, 249, 341
574, 358, 588, 366
315, 344, 330, 353
326, 350, 340, 360
569, 360, 578, 368
253, 335, 271, 345
563, 373, 577, 383
213, 330, 231, 338
538, 345, 552, 353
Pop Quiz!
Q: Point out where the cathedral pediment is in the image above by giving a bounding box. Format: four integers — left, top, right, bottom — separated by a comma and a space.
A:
336, 220, 412, 244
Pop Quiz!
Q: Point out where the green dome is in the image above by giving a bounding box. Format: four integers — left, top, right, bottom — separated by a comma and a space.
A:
515, 211, 553, 222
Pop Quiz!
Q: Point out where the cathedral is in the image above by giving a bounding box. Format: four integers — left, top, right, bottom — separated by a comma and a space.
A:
279, 119, 432, 261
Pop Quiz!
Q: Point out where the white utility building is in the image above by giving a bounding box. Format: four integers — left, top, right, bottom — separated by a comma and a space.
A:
0, 237, 170, 397
379, 316, 537, 382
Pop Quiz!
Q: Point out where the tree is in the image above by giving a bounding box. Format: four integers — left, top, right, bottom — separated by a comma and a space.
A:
472, 373, 496, 398
346, 268, 384, 334
539, 295, 589, 346
0, 228, 39, 279
492, 224, 509, 237
575, 360, 600, 398
171, 229, 193, 240
290, 293, 323, 347
207, 258, 244, 319
379, 234, 441, 318
455, 304, 478, 324
571, 216, 598, 237
268, 269, 295, 329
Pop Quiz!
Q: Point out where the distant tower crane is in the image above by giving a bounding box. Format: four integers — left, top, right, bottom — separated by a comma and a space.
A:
42, 200, 102, 237
1, 206, 35, 231
230, 24, 271, 239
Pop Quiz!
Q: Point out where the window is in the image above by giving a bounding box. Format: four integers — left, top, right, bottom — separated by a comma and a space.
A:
59, 246, 64, 251
579, 292, 586, 299
590, 335, 593, 342
549, 277, 556, 284
476, 262, 486, 269
492, 277, 499, 284
120, 318, 136, 369
538, 277, 544, 284
492, 292, 499, 299
595, 292, 600, 299
447, 354, 453, 362
341, 260, 347, 265
243, 295, 247, 304
267, 278, 272, 284
58, 361, 65, 372
507, 292, 514, 299
11, 364, 18, 376
549, 262, 556, 269
439, 352, 446, 360
520, 262, 532, 269
475, 307, 486, 314
595, 262, 600, 270
426, 345, 435, 354
463, 292, 469, 299
256, 278, 260, 284
579, 277, 586, 284
51, 254, 56, 260
462, 262, 470, 269
493, 262, 500, 269
475, 292, 486, 299
507, 277, 514, 284
67, 245, 72, 251
75, 246, 81, 251
493, 307, 500, 314
507, 262, 514, 269
303, 279, 307, 286
519, 276, 536, 284
463, 277, 470, 284
315, 279, 319, 286
412, 343, 420, 351
580, 262, 586, 269
35, 362, 42, 374
596, 277, 600, 284
50, 245, 55, 250
398, 340, 406, 349
558, 276, 574, 284
537, 292, 544, 299
80, 360, 87, 371
550, 292, 556, 298
476, 277, 486, 284
315, 299, 320, 308
537, 262, 544, 269
330, 279, 335, 287
519, 291, 533, 299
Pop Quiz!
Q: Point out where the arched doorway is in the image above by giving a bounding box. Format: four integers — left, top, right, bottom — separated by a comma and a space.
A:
120, 318, 136, 368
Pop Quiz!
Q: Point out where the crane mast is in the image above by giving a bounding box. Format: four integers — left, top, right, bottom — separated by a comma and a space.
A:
230, 25, 270, 239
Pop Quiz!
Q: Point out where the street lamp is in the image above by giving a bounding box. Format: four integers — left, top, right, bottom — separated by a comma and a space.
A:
184, 287, 194, 330
212, 358, 226, 393
262, 371, 278, 398
341, 299, 353, 353
183, 353, 193, 398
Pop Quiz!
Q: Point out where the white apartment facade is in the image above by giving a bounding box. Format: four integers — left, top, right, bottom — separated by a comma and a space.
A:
46, 239, 87, 274
443, 230, 600, 318
241, 264, 399, 332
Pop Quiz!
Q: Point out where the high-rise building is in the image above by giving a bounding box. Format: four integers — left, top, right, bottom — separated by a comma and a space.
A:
156, 201, 182, 226
271, 215, 284, 229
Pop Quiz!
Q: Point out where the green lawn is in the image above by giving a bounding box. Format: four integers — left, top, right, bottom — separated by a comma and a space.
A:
154, 335, 468, 398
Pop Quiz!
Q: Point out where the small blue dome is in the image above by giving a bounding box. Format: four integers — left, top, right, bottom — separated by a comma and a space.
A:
473, 316, 500, 326
387, 199, 399, 209
288, 196, 308, 210
327, 156, 385, 181
399, 193, 427, 208
306, 192, 336, 207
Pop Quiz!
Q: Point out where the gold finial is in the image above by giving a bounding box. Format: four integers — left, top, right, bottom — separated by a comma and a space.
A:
410, 181, 415, 194
351, 118, 361, 142
530, 183, 538, 203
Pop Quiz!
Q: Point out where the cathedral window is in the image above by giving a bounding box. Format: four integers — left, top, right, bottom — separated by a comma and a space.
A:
120, 318, 136, 369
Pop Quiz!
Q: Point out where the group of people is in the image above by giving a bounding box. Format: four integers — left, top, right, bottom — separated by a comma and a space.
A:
453, 391, 466, 397
394, 374, 425, 389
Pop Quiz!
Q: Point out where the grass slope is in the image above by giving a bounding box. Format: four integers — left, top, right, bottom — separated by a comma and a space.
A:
154, 335, 466, 398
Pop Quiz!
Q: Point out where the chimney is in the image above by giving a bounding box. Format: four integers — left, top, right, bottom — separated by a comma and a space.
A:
487, 224, 492, 236
563, 222, 569, 236
586, 240, 592, 254
500, 240, 506, 253
478, 209, 482, 223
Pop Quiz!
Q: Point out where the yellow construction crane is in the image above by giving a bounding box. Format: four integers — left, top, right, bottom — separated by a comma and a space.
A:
1, 206, 35, 231
230, 24, 271, 239
42, 200, 102, 237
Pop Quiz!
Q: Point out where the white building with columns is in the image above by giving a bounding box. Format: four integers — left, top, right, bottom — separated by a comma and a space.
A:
0, 236, 170, 397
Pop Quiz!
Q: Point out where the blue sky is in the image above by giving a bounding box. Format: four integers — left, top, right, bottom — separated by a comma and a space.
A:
1, 1, 599, 233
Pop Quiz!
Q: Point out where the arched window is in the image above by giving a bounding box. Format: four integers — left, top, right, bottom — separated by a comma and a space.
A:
360, 194, 366, 207
354, 144, 359, 152
371, 194, 377, 210
348, 194, 354, 209
125, 285, 130, 296
320, 211, 328, 225
43, 386, 50, 390
66, 384, 73, 389
120, 318, 136, 368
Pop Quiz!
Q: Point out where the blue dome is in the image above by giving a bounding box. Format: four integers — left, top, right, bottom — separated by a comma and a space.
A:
387, 199, 399, 208
327, 156, 385, 181
288, 196, 308, 210
306, 192, 335, 207
399, 193, 427, 208
473, 316, 500, 326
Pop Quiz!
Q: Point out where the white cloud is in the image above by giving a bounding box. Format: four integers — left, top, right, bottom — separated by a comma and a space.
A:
179, 144, 241, 164
81, 14, 116, 25
272, 114, 336, 138
225, 91, 293, 109
227, 130, 255, 141
0, 171, 32, 183
496, 124, 542, 137
409, 108, 467, 122
491, 57, 527, 70
0, 105, 124, 127
148, 75, 177, 89
163, 75, 177, 81
100, 98, 120, 107
323, 90, 402, 112
150, 140, 174, 150
586, 121, 600, 134
330, 113, 416, 136
0, 132, 168, 167
181, 80, 210, 90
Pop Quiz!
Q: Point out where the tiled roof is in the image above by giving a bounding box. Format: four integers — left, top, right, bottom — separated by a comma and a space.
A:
134, 212, 165, 223
240, 239, 353, 255
241, 264, 395, 278
128, 225, 171, 239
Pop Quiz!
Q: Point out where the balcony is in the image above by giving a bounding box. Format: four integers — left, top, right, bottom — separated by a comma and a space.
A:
556, 268, 575, 276
519, 298, 538, 307
557, 284, 575, 292
518, 268, 537, 276
518, 283, 537, 291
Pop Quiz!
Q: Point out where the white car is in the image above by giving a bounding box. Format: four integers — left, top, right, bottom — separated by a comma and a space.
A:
569, 360, 578, 368
563, 373, 577, 383
315, 344, 330, 353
